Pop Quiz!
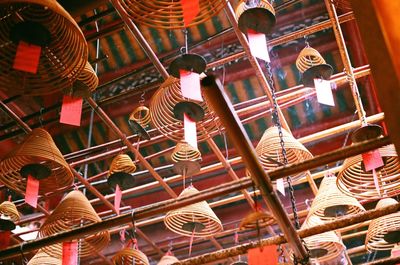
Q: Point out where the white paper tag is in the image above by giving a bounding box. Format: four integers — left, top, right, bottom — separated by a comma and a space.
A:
314, 78, 334, 106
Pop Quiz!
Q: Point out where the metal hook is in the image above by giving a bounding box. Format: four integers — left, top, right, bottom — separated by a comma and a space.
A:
39, 107, 45, 127
131, 209, 137, 239
182, 29, 189, 54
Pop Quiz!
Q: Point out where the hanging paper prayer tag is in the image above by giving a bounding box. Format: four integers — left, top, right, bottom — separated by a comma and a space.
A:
372, 169, 381, 197
181, 0, 200, 27
314, 78, 334, 106
13, 41, 41, 74
247, 29, 270, 62
248, 245, 278, 265
60, 95, 83, 127
362, 149, 384, 172
62, 241, 78, 265
276, 178, 285, 196
180, 69, 203, 102
114, 184, 122, 215
184, 113, 198, 149
25, 175, 39, 208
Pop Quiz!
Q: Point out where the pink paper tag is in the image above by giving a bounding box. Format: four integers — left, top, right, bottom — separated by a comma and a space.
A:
372, 169, 381, 197
184, 113, 197, 150
276, 178, 285, 196
314, 78, 335, 106
25, 175, 39, 208
181, 0, 200, 27
114, 184, 122, 215
62, 241, 78, 265
60, 95, 83, 127
247, 29, 270, 62
180, 69, 203, 102
362, 149, 384, 171
13, 41, 41, 74
248, 245, 278, 265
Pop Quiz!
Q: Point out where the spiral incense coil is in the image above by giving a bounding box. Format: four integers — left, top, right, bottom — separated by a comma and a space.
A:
171, 141, 201, 163
0, 201, 20, 223
108, 154, 137, 177
235, 0, 276, 34
337, 144, 400, 200
366, 198, 400, 251
164, 185, 223, 237
0, 0, 88, 95
112, 247, 150, 265
119, 0, 227, 29
27, 250, 61, 265
239, 210, 275, 230
295, 46, 326, 73
39, 190, 110, 257
150, 76, 220, 143
157, 253, 179, 265
309, 175, 365, 220
0, 128, 73, 195
69, 62, 99, 98
129, 106, 151, 128
249, 126, 313, 183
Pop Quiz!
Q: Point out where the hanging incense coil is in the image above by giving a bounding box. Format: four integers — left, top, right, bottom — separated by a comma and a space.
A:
239, 209, 275, 230
250, 126, 313, 183
171, 141, 201, 163
296, 47, 326, 73
235, 0, 276, 35
337, 144, 400, 200
366, 198, 400, 251
301, 215, 345, 263
309, 175, 365, 220
157, 253, 179, 265
69, 62, 98, 98
150, 76, 220, 143
0, 128, 73, 195
0, 201, 20, 223
112, 247, 150, 265
39, 190, 110, 257
107, 154, 136, 190
27, 250, 61, 265
129, 106, 151, 128
0, 0, 88, 95
164, 185, 223, 237
119, 0, 227, 29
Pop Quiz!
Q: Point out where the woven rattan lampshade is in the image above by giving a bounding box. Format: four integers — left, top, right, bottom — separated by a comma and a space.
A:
119, 0, 227, 29
309, 175, 365, 220
27, 250, 61, 265
157, 253, 179, 265
112, 247, 150, 265
69, 62, 98, 98
0, 0, 87, 95
0, 201, 20, 223
39, 190, 110, 257
0, 128, 73, 195
366, 198, 400, 251
107, 154, 136, 189
250, 126, 313, 183
337, 144, 400, 200
164, 185, 223, 237
150, 76, 220, 143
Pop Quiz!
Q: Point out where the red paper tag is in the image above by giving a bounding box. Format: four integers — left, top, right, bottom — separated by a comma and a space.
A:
184, 113, 197, 149
362, 149, 384, 171
0, 231, 11, 250
314, 78, 335, 106
62, 241, 78, 265
180, 69, 203, 102
13, 41, 41, 74
120, 228, 126, 242
248, 245, 278, 265
181, 0, 200, 27
60, 95, 83, 127
247, 29, 270, 62
25, 175, 39, 208
114, 184, 122, 215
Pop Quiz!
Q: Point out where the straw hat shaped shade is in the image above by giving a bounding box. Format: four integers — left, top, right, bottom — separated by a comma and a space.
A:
164, 185, 223, 237
39, 190, 110, 257
235, 0, 276, 35
112, 247, 149, 265
250, 126, 313, 183
150, 76, 220, 143
309, 175, 365, 220
119, 0, 227, 29
157, 253, 179, 265
366, 198, 400, 251
0, 0, 87, 95
27, 250, 61, 265
0, 128, 73, 195
107, 154, 136, 189
337, 144, 400, 200
69, 62, 98, 98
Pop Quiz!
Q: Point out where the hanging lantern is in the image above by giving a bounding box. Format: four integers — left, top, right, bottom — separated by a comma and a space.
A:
337, 144, 400, 199
250, 126, 313, 183
240, 209, 274, 231
171, 141, 202, 176
366, 198, 400, 251
164, 185, 223, 237
107, 154, 137, 190
112, 246, 150, 265
27, 250, 61, 265
157, 252, 179, 265
235, 0, 276, 35
309, 174, 365, 220
0, 201, 20, 231
67, 62, 99, 98
39, 190, 110, 257
128, 105, 152, 140
0, 0, 87, 95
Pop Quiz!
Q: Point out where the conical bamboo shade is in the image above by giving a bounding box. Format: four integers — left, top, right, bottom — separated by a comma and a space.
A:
0, 0, 87, 95
69, 62, 98, 98
296, 47, 326, 73
366, 198, 400, 251
27, 250, 61, 265
0, 128, 73, 195
302, 215, 345, 263
112, 247, 149, 265
150, 76, 220, 143
171, 141, 201, 163
337, 144, 400, 199
39, 190, 110, 257
164, 185, 223, 237
309, 175, 365, 220
0, 201, 20, 223
108, 154, 137, 177
250, 126, 313, 183
157, 253, 179, 265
